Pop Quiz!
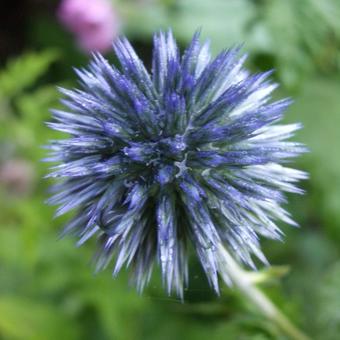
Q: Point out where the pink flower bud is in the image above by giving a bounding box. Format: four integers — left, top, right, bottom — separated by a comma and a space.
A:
57, 0, 119, 53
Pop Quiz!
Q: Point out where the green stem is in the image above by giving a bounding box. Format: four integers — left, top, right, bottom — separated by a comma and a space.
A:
217, 245, 311, 340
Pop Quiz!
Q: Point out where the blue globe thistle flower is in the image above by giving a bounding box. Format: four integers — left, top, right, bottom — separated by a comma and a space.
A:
46, 30, 307, 297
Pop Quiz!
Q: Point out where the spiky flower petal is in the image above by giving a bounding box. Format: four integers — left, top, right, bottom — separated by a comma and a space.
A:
46, 30, 307, 297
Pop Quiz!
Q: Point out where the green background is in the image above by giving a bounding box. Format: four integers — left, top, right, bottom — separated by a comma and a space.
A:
1, 0, 340, 339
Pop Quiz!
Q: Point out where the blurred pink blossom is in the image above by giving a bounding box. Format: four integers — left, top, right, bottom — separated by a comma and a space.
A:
57, 0, 119, 53
0, 159, 34, 195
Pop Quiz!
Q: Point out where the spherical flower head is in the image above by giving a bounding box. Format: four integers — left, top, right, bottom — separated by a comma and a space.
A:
46, 30, 307, 297
57, 0, 119, 53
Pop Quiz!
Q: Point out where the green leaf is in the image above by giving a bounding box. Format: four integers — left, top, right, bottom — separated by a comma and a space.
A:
0, 51, 58, 98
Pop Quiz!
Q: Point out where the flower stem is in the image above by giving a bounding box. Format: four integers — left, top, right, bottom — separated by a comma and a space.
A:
217, 245, 311, 340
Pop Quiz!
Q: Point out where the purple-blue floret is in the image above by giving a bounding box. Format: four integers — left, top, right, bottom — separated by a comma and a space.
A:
46, 30, 307, 297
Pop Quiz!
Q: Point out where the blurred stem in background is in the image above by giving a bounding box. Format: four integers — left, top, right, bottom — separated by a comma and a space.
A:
218, 245, 310, 340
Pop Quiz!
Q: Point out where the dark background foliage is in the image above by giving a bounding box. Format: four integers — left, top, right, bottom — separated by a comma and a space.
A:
1, 0, 340, 339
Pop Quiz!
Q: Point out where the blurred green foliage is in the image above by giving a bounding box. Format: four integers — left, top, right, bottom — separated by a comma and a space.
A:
1, 0, 340, 339
120, 0, 340, 89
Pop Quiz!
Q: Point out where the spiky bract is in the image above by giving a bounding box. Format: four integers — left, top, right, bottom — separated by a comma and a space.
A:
46, 30, 307, 297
